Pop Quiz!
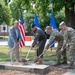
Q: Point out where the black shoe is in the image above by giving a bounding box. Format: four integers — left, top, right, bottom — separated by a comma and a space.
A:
53, 62, 61, 66
61, 61, 67, 64
64, 65, 74, 69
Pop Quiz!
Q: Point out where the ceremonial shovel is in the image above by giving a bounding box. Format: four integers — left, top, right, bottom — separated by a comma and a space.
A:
39, 52, 44, 58
34, 52, 44, 62
21, 48, 31, 62
49, 45, 69, 57
9, 42, 19, 53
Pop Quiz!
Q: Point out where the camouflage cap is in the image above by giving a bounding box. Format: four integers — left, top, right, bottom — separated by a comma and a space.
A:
59, 21, 65, 29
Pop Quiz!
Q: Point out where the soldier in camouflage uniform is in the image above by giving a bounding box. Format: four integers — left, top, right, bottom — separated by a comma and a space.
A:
30, 23, 47, 64
43, 26, 67, 66
59, 21, 75, 69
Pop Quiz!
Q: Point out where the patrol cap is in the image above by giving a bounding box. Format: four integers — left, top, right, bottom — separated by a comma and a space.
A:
14, 20, 18, 24
31, 23, 36, 28
59, 21, 65, 29
45, 26, 52, 32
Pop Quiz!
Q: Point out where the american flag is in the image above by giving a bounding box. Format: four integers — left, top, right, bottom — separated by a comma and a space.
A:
18, 11, 25, 47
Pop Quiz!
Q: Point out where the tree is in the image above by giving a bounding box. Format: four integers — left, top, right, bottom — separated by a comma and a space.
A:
55, 8, 65, 28
8, 0, 75, 29
22, 0, 75, 29
9, 0, 20, 22
21, 0, 65, 30
9, 0, 75, 30
0, 2, 11, 25
52, 0, 75, 29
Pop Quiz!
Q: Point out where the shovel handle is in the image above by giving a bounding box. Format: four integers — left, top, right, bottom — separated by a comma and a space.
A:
39, 52, 44, 58
9, 42, 19, 53
25, 48, 31, 59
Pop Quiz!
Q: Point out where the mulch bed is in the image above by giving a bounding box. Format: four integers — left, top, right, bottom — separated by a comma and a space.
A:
0, 66, 66, 75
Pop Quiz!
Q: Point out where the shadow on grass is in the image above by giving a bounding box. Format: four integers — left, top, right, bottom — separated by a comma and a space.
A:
0, 49, 68, 62
20, 51, 57, 61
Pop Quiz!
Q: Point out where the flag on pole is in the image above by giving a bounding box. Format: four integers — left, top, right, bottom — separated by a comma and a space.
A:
50, 11, 57, 29
34, 13, 40, 28
18, 11, 25, 47
50, 10, 57, 48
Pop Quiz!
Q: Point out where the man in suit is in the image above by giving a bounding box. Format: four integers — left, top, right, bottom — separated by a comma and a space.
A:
8, 20, 22, 64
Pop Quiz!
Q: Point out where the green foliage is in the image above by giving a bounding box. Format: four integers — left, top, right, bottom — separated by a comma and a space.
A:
0, 3, 11, 25
9, 0, 75, 29
55, 8, 65, 28
23, 11, 34, 31
4, 0, 8, 5
53, 0, 75, 12
9, 0, 20, 23
33, 0, 51, 30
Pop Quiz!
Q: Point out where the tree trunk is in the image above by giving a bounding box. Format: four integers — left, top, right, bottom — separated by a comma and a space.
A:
65, 4, 75, 29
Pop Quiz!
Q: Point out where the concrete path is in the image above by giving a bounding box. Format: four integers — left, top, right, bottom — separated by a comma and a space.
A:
0, 39, 58, 47
0, 61, 75, 75
63, 69, 75, 75
0, 61, 50, 74
0, 39, 32, 46
60, 62, 75, 75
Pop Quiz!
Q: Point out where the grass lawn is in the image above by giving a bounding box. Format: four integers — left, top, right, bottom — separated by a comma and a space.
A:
0, 36, 8, 39
0, 45, 58, 62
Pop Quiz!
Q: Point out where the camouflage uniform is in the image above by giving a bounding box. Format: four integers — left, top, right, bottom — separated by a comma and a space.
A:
32, 27, 47, 59
61, 27, 75, 65
45, 29, 67, 63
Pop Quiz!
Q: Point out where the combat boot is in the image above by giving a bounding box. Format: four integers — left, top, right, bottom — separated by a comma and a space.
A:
62, 57, 67, 64
64, 65, 74, 69
61, 61, 67, 64
64, 62, 74, 69
53, 62, 61, 66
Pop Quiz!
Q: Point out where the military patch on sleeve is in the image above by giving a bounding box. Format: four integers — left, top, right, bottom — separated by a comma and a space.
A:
36, 33, 38, 36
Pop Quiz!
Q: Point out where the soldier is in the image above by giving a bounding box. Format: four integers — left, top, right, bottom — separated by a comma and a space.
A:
43, 26, 67, 66
30, 23, 47, 64
59, 21, 75, 69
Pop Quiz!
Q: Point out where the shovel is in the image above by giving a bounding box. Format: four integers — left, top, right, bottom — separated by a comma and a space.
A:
9, 42, 19, 53
49, 45, 68, 57
21, 48, 31, 62
34, 52, 44, 62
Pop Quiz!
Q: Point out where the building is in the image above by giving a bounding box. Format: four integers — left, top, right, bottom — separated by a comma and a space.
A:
0, 23, 11, 36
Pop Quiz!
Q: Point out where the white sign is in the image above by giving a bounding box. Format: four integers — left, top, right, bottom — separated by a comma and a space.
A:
1, 24, 7, 32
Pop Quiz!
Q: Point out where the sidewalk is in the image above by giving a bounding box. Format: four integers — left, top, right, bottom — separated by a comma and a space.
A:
63, 69, 75, 75
0, 61, 75, 75
0, 39, 32, 46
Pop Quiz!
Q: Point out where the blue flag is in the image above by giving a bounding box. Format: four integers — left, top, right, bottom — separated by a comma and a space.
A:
50, 11, 57, 48
34, 13, 40, 28
50, 11, 57, 29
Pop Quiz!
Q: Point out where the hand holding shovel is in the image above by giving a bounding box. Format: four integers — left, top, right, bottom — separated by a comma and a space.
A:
9, 42, 19, 53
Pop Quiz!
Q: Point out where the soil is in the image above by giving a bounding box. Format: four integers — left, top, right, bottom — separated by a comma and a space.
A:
0, 66, 66, 75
